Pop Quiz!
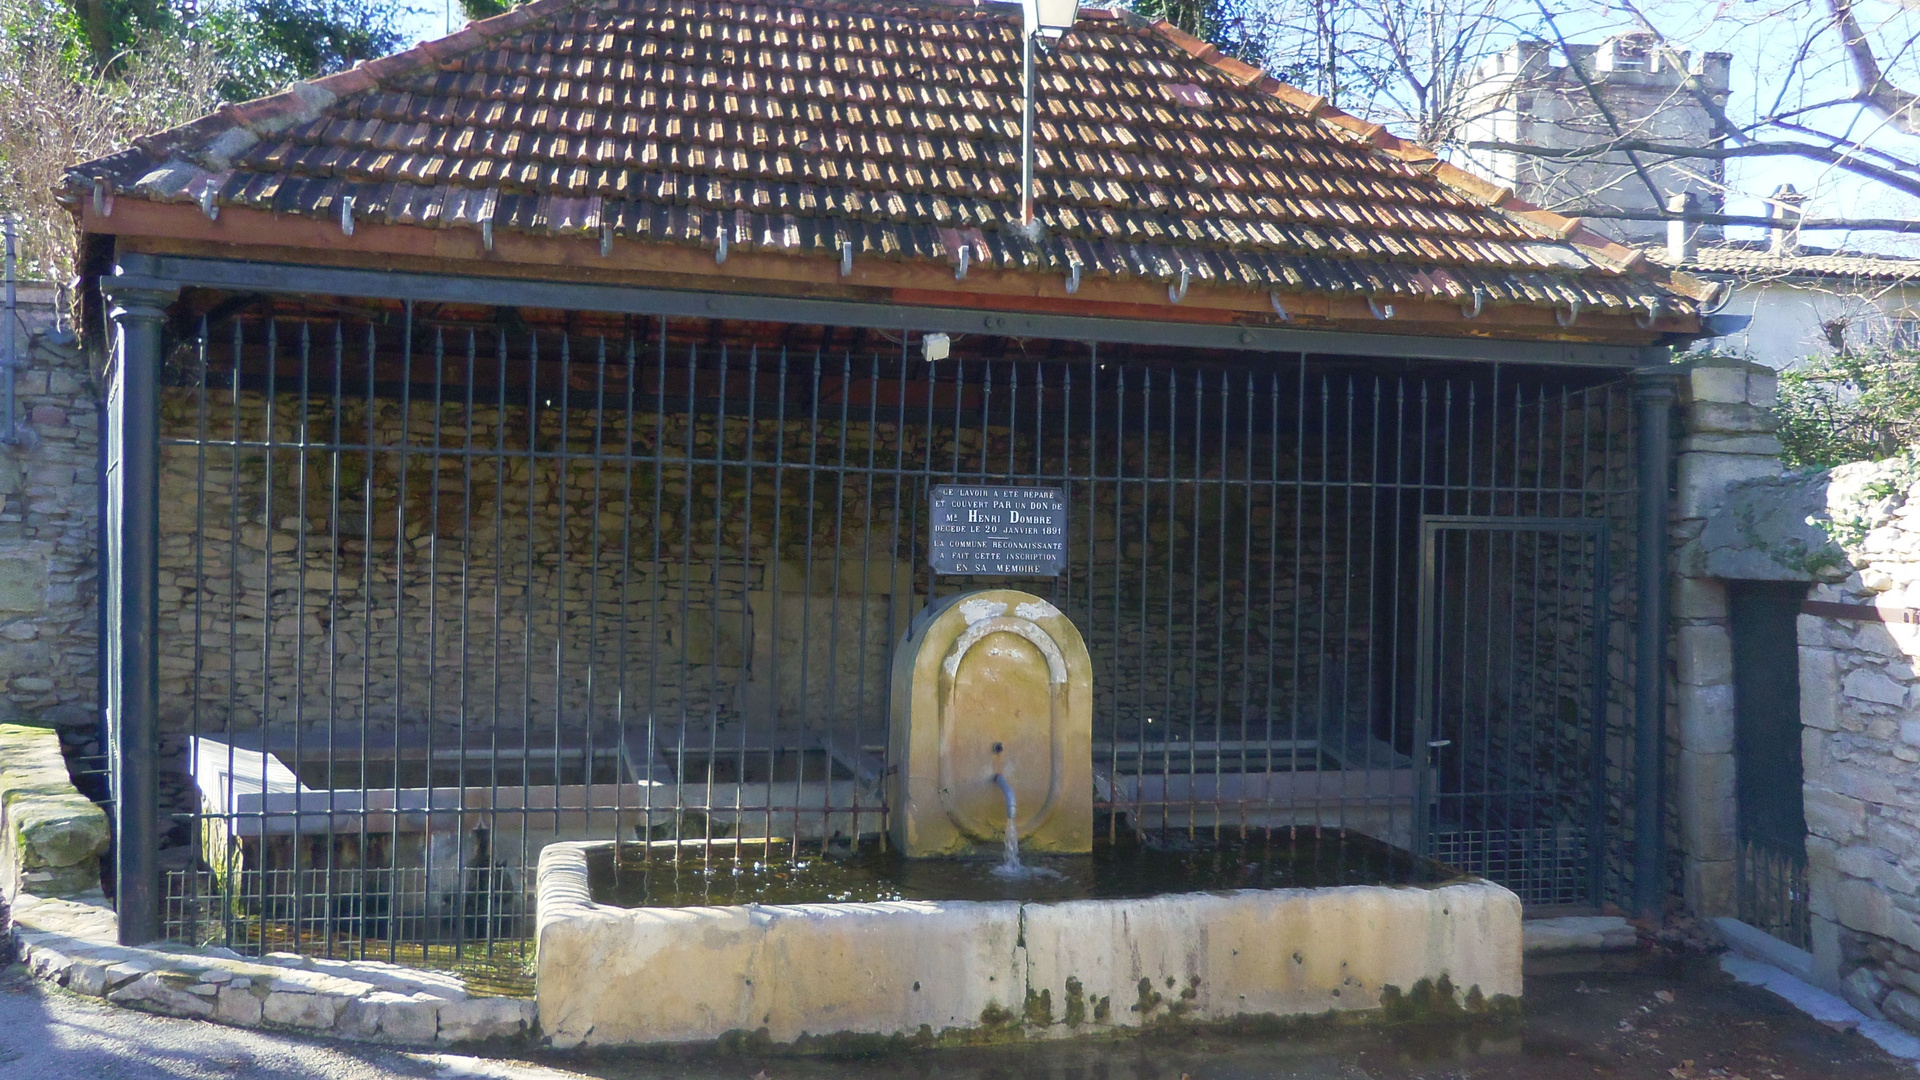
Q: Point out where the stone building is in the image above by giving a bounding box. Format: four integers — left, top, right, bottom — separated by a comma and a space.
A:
1654, 223, 1920, 370
1667, 362, 1920, 1038
1455, 34, 1732, 248
55, 0, 1722, 953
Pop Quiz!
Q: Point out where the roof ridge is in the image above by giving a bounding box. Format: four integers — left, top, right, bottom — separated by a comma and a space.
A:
112, 0, 591, 176
1133, 14, 1720, 306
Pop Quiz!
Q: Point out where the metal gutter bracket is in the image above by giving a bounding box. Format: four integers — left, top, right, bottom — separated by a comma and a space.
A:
1168, 266, 1189, 304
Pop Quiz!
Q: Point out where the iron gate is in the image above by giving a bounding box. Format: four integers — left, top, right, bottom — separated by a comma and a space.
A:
1416, 517, 1612, 906
151, 297, 1641, 965
1730, 581, 1812, 948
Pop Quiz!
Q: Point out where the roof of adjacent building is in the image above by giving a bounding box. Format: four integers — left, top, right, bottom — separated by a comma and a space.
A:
63, 0, 1712, 332
1651, 241, 1920, 283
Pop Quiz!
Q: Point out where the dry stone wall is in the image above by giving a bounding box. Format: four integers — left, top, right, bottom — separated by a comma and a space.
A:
152, 385, 1392, 765
1782, 455, 1920, 1029
0, 284, 98, 731
1709, 450, 1920, 1032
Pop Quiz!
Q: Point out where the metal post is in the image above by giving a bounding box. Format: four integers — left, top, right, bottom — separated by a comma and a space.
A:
3, 217, 17, 445
103, 274, 174, 945
1020, 28, 1036, 230
1632, 368, 1677, 921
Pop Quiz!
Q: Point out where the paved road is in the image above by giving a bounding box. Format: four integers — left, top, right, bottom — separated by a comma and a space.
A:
1, 952, 1910, 1080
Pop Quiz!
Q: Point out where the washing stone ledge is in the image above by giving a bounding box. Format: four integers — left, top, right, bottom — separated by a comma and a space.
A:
1522, 916, 1640, 955
7, 891, 533, 1046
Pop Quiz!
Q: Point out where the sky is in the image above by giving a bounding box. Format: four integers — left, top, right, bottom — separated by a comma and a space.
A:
391, 0, 1920, 256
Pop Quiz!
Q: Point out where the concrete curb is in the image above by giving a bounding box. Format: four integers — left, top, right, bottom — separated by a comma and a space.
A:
9, 891, 534, 1047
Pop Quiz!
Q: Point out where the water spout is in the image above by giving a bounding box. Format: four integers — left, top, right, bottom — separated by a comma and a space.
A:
992, 773, 1020, 872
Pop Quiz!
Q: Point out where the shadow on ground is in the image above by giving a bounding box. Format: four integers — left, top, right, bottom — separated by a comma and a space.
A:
539, 952, 1914, 1080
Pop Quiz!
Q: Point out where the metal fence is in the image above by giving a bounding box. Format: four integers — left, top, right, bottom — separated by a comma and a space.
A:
154, 297, 1640, 961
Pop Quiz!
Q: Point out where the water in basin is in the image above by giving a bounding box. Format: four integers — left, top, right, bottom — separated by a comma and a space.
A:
585, 823, 1461, 908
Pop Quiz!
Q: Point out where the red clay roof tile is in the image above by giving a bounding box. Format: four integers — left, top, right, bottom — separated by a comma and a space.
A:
69, 0, 1710, 313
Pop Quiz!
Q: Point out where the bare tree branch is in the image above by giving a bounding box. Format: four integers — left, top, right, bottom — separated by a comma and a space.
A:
1829, 0, 1920, 134
1561, 208, 1920, 234
1466, 138, 1920, 200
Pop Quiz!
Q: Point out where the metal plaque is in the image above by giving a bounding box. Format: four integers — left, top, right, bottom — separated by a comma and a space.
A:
929, 485, 1067, 577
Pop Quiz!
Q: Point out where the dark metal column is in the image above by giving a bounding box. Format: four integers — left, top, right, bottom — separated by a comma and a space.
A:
102, 272, 174, 945
1632, 367, 1678, 921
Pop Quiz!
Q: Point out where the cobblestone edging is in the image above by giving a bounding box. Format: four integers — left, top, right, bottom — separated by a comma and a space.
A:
10, 892, 534, 1046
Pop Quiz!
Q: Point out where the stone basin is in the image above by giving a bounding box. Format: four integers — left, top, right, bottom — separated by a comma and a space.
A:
533, 839, 1523, 1049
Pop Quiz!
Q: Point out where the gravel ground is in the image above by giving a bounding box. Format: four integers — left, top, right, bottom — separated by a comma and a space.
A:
0, 949, 1909, 1080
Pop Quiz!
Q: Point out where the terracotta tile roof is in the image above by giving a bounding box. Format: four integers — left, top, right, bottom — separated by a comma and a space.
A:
65, 0, 1708, 319
1651, 242, 1920, 283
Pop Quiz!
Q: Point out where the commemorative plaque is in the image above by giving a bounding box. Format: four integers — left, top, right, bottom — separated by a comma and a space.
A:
929, 485, 1067, 577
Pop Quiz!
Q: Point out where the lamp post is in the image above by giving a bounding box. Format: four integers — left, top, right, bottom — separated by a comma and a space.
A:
1018, 0, 1077, 237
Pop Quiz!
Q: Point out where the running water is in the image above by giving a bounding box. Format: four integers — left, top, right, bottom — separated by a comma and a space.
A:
989, 773, 1061, 881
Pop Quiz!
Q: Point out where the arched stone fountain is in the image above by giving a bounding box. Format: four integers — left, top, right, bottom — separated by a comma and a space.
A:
534, 591, 1521, 1049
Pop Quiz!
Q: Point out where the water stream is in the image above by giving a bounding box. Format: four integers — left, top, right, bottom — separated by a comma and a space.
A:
988, 772, 1063, 882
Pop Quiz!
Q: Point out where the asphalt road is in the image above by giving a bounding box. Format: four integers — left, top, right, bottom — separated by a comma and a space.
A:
0, 951, 1910, 1080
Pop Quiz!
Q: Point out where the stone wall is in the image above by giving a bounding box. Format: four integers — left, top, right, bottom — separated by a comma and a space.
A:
1787, 456, 1920, 1028
1704, 448, 1920, 1033
149, 374, 1627, 814
150, 386, 1388, 762
0, 283, 98, 731
1670, 356, 1795, 918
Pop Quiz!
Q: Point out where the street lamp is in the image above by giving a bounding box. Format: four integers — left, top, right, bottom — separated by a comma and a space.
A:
1018, 0, 1078, 237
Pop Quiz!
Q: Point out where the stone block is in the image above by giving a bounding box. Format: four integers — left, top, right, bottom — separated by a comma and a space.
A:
1687, 402, 1780, 437
215, 984, 264, 1027
1845, 966, 1892, 1018
1677, 683, 1735, 754
1686, 857, 1736, 919
262, 988, 343, 1029
1886, 988, 1920, 1034
1843, 669, 1909, 708
1679, 453, 1788, 520
1801, 650, 1842, 731
1677, 750, 1738, 861
1522, 915, 1638, 954
679, 608, 749, 667
342, 991, 442, 1044
1676, 624, 1733, 687
107, 972, 217, 1019
1833, 765, 1899, 807
0, 724, 110, 900
438, 996, 533, 1044
0, 556, 47, 613
1672, 578, 1727, 620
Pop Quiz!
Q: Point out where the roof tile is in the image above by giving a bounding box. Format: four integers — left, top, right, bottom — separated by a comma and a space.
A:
69, 0, 1705, 315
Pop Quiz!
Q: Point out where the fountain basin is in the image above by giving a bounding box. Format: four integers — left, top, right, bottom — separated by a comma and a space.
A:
534, 840, 1522, 1049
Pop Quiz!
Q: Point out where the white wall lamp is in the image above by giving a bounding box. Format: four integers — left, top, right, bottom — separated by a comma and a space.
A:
1017, 0, 1078, 240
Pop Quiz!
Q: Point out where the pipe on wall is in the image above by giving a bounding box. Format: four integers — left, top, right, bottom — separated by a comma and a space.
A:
102, 260, 176, 945
1633, 366, 1678, 921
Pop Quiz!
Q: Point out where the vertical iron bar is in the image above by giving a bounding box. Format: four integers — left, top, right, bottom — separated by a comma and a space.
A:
1633, 368, 1677, 919
103, 276, 173, 946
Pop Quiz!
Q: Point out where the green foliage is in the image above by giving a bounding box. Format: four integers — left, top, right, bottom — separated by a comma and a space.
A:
458, 0, 512, 21
1775, 348, 1920, 470
196, 0, 408, 100
1127, 0, 1276, 67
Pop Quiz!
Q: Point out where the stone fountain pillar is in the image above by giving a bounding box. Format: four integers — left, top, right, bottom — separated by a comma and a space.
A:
888, 590, 1092, 857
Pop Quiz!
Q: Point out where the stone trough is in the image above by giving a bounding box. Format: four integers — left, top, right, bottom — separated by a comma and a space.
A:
533, 841, 1521, 1048
531, 590, 1523, 1049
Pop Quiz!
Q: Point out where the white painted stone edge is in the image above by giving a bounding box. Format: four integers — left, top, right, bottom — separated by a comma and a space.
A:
1712, 916, 1815, 983
1720, 953, 1920, 1068
7, 890, 534, 1046
1521, 915, 1639, 955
